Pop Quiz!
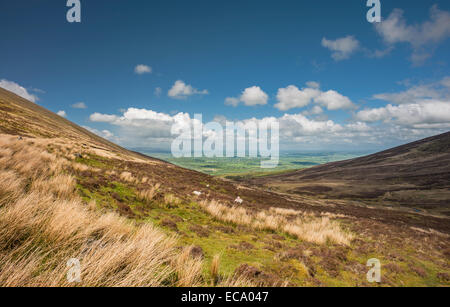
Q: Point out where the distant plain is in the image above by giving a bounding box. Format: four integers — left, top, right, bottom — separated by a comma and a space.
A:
144, 152, 366, 178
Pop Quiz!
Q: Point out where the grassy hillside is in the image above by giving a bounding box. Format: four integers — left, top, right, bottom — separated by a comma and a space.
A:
0, 88, 449, 287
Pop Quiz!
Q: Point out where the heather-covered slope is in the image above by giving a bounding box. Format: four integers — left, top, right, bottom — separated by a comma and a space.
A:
250, 132, 450, 216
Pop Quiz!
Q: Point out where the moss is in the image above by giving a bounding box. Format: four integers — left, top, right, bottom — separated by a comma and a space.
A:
75, 153, 112, 169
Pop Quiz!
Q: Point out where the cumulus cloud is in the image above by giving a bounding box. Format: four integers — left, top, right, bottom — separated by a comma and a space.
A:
275, 85, 320, 111
375, 6, 450, 65
88, 105, 376, 150
240, 86, 269, 106
302, 106, 324, 116
315, 90, 355, 110
0, 79, 39, 102
71, 102, 87, 109
134, 64, 152, 75
89, 113, 119, 123
356, 101, 450, 129
87, 104, 449, 151
321, 36, 360, 61
225, 86, 269, 107
224, 97, 240, 107
89, 108, 199, 148
373, 76, 450, 104
374, 85, 441, 105
83, 126, 115, 141
168, 80, 209, 99
306, 81, 320, 89
358, 77, 450, 129
56, 110, 67, 118
274, 83, 354, 111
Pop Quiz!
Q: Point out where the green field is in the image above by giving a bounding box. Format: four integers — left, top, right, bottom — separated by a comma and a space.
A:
146, 152, 365, 178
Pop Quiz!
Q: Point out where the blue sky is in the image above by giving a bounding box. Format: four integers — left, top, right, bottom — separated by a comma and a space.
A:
1, 0, 450, 152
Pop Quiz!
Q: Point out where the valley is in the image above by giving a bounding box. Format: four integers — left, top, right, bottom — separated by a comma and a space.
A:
0, 87, 449, 287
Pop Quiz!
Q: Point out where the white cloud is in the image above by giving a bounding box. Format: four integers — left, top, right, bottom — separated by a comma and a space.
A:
240, 86, 268, 106
375, 6, 450, 65
89, 113, 119, 123
88, 105, 449, 151
168, 80, 209, 99
30, 88, 46, 94
224, 97, 240, 107
274, 83, 354, 111
278, 113, 343, 136
302, 106, 324, 116
57, 110, 67, 118
275, 85, 320, 111
373, 76, 450, 104
359, 77, 450, 128
356, 100, 450, 129
71, 102, 87, 109
134, 64, 152, 75
321, 36, 360, 61
315, 90, 355, 110
83, 126, 115, 141
89, 108, 198, 147
311, 106, 324, 114
374, 85, 441, 104
441, 77, 450, 88
368, 46, 395, 58
0, 79, 39, 102
306, 81, 320, 89
225, 86, 269, 107
346, 121, 371, 132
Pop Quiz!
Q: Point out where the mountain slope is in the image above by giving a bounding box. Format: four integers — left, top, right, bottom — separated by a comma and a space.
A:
0, 87, 145, 157
250, 132, 450, 215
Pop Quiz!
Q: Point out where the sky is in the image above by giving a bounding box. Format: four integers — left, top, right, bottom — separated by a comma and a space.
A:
1, 0, 450, 153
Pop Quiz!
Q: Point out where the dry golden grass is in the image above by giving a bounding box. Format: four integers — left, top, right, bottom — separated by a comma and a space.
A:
210, 254, 221, 286
269, 207, 300, 216
173, 246, 204, 287
138, 183, 161, 203
119, 171, 135, 183
199, 200, 353, 245
0, 192, 177, 287
71, 162, 89, 172
0, 135, 191, 287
